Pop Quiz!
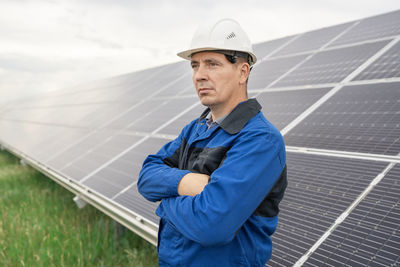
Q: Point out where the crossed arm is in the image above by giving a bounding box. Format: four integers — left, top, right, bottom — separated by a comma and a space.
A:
137, 129, 285, 246
137, 132, 212, 202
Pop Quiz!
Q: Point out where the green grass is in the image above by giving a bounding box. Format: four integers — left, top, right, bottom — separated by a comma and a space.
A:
0, 150, 158, 267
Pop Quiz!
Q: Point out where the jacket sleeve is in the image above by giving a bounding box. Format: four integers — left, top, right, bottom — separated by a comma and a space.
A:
157, 129, 286, 246
137, 129, 191, 202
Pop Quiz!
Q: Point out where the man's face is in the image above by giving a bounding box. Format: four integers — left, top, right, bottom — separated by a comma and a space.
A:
190, 52, 242, 108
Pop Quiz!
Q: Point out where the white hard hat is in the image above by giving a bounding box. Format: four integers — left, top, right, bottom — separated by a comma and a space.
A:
177, 18, 257, 66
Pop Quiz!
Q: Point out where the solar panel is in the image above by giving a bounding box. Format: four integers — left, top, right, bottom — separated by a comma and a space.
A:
268, 152, 388, 267
284, 82, 400, 155
83, 137, 168, 199
155, 73, 194, 97
0, 119, 89, 163
114, 184, 159, 224
1, 9, 400, 266
44, 131, 109, 177
274, 22, 353, 57
275, 40, 390, 87
33, 128, 90, 162
107, 62, 191, 102
247, 54, 309, 90
100, 96, 198, 132
1, 104, 99, 127
158, 100, 204, 136
353, 40, 400, 81
58, 132, 142, 182
111, 137, 172, 224
253, 35, 295, 60
124, 97, 199, 133
304, 164, 400, 267
0, 65, 192, 133
12, 63, 173, 109
257, 88, 332, 130
97, 102, 151, 131
329, 10, 400, 47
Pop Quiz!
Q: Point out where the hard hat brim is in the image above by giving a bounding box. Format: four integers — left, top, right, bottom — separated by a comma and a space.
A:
177, 47, 257, 66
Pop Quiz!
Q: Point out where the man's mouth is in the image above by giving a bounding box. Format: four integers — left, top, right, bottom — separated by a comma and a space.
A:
198, 88, 213, 94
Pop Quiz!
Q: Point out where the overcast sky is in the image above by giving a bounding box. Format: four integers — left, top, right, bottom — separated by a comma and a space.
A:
0, 0, 399, 104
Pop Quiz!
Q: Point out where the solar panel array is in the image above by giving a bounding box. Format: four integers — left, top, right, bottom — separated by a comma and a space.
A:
1, 9, 400, 266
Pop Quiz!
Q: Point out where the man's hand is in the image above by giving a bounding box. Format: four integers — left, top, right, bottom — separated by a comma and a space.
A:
177, 173, 210, 196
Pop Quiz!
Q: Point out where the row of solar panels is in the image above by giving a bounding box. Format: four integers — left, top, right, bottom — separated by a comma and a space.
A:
0, 9, 399, 267
1, 80, 399, 160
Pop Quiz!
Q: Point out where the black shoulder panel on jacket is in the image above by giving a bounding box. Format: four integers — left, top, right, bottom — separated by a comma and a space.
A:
254, 165, 288, 218
189, 146, 230, 176
162, 138, 187, 168
163, 137, 230, 176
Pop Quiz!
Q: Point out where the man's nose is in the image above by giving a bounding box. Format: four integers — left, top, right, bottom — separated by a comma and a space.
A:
193, 64, 208, 82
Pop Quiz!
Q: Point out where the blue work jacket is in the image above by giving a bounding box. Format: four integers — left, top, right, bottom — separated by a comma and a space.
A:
138, 98, 287, 266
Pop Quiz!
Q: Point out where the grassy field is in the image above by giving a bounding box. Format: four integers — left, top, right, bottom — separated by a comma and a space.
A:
0, 149, 158, 266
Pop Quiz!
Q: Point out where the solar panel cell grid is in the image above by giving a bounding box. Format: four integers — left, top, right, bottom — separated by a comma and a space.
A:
77, 103, 138, 129
275, 40, 390, 87
81, 137, 168, 199
34, 128, 91, 162
305, 164, 400, 267
274, 22, 353, 57
257, 88, 332, 130
114, 184, 159, 224
353, 40, 400, 80
95, 62, 190, 103
46, 130, 113, 168
0, 120, 90, 164
103, 100, 165, 131
285, 82, 400, 155
267, 152, 387, 266
252, 35, 295, 59
9, 70, 158, 108
329, 10, 400, 47
82, 168, 129, 198
0, 104, 95, 125
61, 133, 142, 181
155, 73, 194, 97
126, 97, 198, 133
158, 100, 203, 136
0, 100, 138, 131
247, 54, 309, 90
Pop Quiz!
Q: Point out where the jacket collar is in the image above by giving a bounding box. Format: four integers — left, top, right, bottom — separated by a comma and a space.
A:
198, 98, 262, 134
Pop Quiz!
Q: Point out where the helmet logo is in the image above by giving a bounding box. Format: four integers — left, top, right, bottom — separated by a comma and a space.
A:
226, 32, 236, 40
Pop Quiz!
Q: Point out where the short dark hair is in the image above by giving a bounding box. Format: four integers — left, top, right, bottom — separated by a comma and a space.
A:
216, 50, 251, 65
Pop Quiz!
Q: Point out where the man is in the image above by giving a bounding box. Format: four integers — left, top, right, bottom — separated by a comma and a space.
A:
138, 18, 287, 266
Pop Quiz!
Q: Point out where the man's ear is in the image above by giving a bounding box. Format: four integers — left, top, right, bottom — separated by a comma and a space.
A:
239, 62, 250, 85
